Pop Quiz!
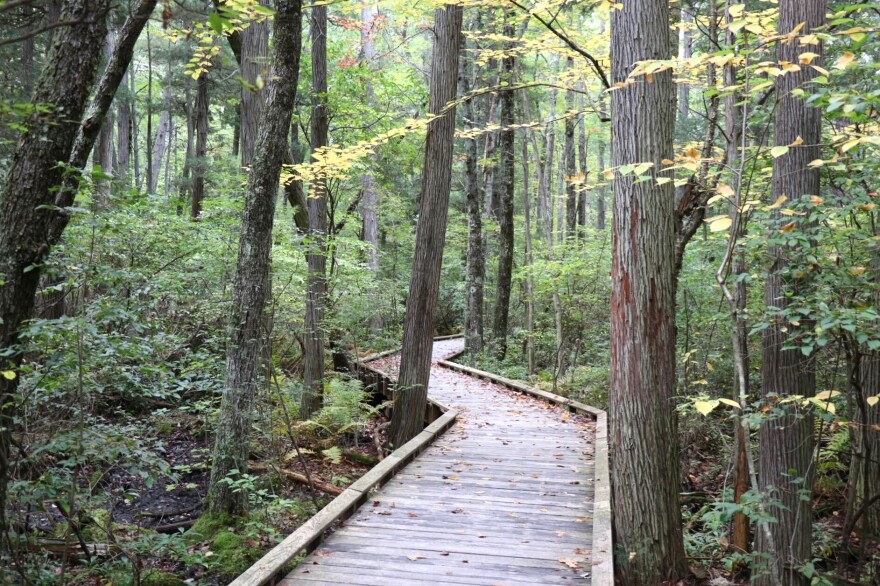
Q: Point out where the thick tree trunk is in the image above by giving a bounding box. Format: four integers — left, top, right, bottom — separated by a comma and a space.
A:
387, 4, 462, 449
300, 2, 330, 420
851, 353, 880, 536
191, 73, 209, 219
521, 134, 536, 375
461, 27, 484, 365
609, 1, 686, 583
491, 16, 515, 360
754, 2, 824, 584
0, 0, 111, 534
239, 3, 269, 168
207, 0, 303, 516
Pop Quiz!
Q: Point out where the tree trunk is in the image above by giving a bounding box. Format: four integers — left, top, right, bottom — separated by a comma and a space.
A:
361, 2, 381, 335
851, 352, 880, 536
207, 0, 303, 516
191, 72, 209, 219
461, 24, 484, 365
149, 81, 172, 195
521, 129, 535, 376
239, 3, 269, 168
723, 0, 751, 555
117, 69, 132, 186
677, 3, 693, 121
577, 91, 588, 237
564, 57, 576, 238
0, 0, 111, 534
754, 2, 824, 584
387, 4, 462, 449
300, 2, 330, 420
596, 139, 606, 230
609, 1, 686, 583
491, 15, 515, 360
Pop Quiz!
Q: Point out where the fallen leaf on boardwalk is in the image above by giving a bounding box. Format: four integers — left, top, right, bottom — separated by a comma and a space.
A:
315, 550, 330, 557
576, 517, 590, 523
407, 513, 418, 517
440, 551, 450, 556
407, 554, 426, 561
540, 508, 548, 512
556, 531, 568, 537
559, 558, 581, 569
575, 548, 591, 555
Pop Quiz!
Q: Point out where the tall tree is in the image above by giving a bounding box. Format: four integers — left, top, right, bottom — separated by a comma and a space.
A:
608, 0, 686, 583
755, 1, 825, 583
461, 18, 484, 365
564, 56, 576, 237
299, 1, 330, 420
207, 0, 303, 515
491, 12, 515, 360
190, 72, 209, 219
0, 0, 119, 533
387, 2, 463, 449
361, 2, 382, 334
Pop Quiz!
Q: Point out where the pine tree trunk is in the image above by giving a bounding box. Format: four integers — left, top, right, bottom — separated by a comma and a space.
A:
387, 4, 462, 449
754, 2, 824, 583
609, 1, 686, 583
491, 16, 515, 360
149, 80, 172, 194
208, 0, 303, 516
576, 92, 588, 237
0, 0, 111, 534
300, 2, 330, 420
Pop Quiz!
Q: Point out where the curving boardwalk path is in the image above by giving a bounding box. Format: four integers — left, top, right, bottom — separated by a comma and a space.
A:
279, 338, 597, 585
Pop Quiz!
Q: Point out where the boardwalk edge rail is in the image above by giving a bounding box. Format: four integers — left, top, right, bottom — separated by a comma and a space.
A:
436, 356, 614, 586
228, 338, 458, 586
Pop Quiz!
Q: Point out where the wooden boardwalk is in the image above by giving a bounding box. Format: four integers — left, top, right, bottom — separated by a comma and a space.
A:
279, 338, 597, 585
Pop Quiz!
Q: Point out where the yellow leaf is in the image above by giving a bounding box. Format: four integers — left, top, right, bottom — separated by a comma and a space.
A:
768, 195, 788, 209
808, 159, 825, 168
835, 52, 856, 70
695, 400, 719, 416
708, 216, 733, 232
810, 196, 823, 205
848, 266, 866, 276
868, 396, 879, 407
841, 138, 860, 153
779, 221, 797, 233
603, 169, 615, 180
770, 145, 790, 158
790, 136, 804, 146
717, 184, 735, 197
815, 390, 841, 401
684, 147, 701, 160
798, 52, 819, 65
719, 398, 742, 409
728, 3, 745, 17
0, 371, 14, 380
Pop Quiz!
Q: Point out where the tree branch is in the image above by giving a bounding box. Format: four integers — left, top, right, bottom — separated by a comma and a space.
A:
505, 0, 610, 90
